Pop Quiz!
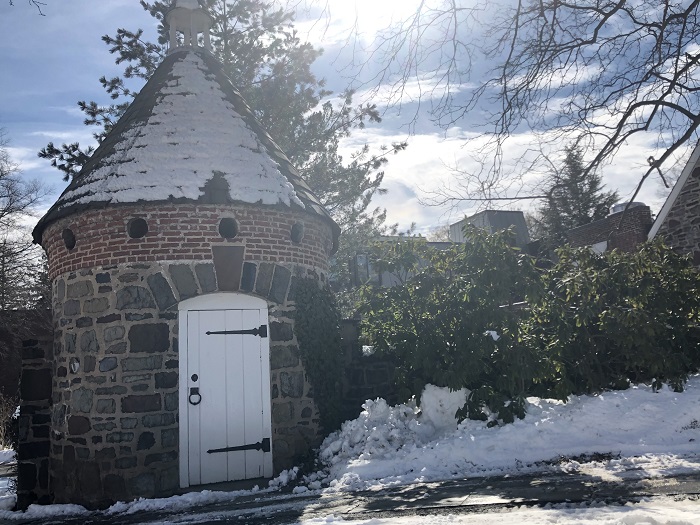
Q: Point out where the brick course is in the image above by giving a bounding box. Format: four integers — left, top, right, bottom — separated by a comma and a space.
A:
40, 203, 334, 280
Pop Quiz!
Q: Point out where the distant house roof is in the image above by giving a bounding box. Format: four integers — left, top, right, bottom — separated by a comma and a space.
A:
566, 205, 653, 253
33, 49, 339, 247
450, 210, 530, 248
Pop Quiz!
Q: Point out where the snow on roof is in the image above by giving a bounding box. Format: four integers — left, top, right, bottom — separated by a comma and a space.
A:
176, 0, 200, 8
34, 50, 339, 245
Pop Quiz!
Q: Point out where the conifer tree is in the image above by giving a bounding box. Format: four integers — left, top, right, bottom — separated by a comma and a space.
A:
533, 145, 618, 249
38, 1, 404, 236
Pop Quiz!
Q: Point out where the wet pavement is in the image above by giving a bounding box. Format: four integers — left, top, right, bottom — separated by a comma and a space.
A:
3, 466, 700, 524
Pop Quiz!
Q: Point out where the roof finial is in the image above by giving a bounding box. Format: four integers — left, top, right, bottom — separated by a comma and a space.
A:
166, 0, 213, 54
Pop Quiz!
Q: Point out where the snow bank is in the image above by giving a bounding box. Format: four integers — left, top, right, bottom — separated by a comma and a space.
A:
312, 378, 700, 491
0, 449, 14, 465
297, 498, 700, 524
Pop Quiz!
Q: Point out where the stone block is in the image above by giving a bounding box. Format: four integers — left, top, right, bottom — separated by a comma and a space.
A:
99, 357, 118, 372
147, 273, 177, 311
129, 324, 170, 353
67, 281, 93, 299
17, 440, 50, 460
96, 399, 116, 414
68, 416, 91, 435
107, 342, 127, 354
126, 313, 153, 322
164, 392, 178, 411
142, 413, 175, 427
270, 321, 293, 342
80, 330, 99, 353
93, 422, 117, 432
115, 457, 137, 469
97, 313, 121, 324
255, 262, 274, 296
137, 432, 156, 451
63, 300, 81, 316
84, 298, 109, 314
117, 286, 156, 310
269, 266, 291, 304
96, 273, 111, 284
64, 333, 76, 353
77, 462, 102, 497
20, 368, 51, 401
270, 345, 299, 369
195, 263, 217, 293
272, 402, 294, 424
170, 265, 198, 299
121, 394, 161, 413
124, 373, 152, 384
240, 262, 256, 292
84, 355, 96, 373
106, 432, 134, 443
104, 326, 125, 342
120, 418, 138, 429
103, 474, 127, 501
128, 472, 155, 496
122, 356, 163, 372
280, 371, 305, 398
161, 428, 178, 448
155, 372, 177, 389
144, 451, 177, 466
72, 387, 93, 413
158, 466, 180, 493
95, 448, 116, 460
95, 386, 127, 395
76, 317, 93, 328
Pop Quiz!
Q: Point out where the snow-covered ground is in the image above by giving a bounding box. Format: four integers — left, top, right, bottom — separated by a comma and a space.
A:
1, 377, 699, 522
300, 499, 700, 524
0, 449, 15, 512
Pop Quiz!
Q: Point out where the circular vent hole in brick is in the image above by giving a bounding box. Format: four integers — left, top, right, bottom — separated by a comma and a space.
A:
62, 228, 76, 250
291, 222, 305, 243
127, 217, 149, 239
219, 218, 239, 239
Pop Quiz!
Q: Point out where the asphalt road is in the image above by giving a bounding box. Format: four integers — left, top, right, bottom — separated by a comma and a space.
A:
4, 467, 700, 525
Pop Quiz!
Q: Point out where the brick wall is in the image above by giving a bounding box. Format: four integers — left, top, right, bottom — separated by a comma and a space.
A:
566, 206, 653, 253
41, 204, 334, 280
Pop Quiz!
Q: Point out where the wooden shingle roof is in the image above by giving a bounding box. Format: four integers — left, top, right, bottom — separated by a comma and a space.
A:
33, 49, 339, 249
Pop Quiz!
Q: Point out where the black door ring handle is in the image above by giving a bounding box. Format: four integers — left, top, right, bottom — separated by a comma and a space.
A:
189, 387, 202, 406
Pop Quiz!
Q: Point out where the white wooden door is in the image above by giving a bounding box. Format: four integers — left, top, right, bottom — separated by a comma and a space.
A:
179, 295, 273, 487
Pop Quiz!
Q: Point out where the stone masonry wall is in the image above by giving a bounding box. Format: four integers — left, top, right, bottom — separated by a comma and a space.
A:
17, 336, 53, 510
48, 259, 323, 509
656, 166, 700, 263
41, 203, 334, 280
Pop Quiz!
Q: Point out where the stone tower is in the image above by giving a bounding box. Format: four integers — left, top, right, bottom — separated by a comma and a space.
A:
29, 0, 339, 509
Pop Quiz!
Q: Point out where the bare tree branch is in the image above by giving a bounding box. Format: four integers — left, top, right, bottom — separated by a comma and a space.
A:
359, 0, 700, 206
8, 0, 46, 15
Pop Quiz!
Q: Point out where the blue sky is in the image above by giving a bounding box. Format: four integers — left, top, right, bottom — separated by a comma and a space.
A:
0, 1, 676, 236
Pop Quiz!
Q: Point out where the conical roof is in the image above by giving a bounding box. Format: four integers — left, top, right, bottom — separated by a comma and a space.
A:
33, 49, 339, 248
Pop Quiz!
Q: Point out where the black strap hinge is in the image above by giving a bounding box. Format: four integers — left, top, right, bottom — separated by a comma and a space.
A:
206, 325, 268, 338
207, 437, 271, 454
